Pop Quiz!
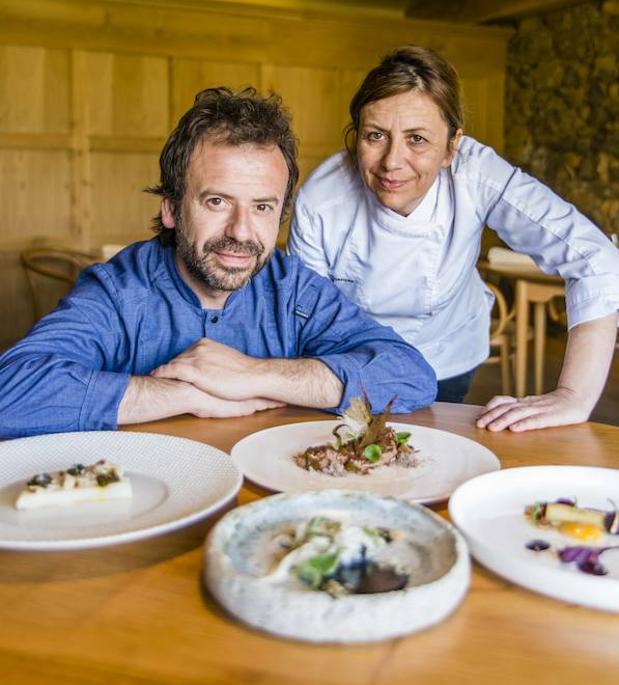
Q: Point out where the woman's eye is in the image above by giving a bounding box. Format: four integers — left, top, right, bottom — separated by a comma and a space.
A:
256, 203, 272, 213
366, 131, 383, 141
409, 134, 426, 144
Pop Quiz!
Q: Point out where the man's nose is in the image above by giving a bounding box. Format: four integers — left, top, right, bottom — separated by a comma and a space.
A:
225, 205, 253, 241
381, 137, 405, 171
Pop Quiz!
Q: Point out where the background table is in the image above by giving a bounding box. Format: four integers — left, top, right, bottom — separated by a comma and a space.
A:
479, 261, 565, 397
1, 404, 618, 684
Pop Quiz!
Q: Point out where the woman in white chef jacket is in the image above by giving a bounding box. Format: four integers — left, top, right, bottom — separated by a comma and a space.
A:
288, 45, 619, 432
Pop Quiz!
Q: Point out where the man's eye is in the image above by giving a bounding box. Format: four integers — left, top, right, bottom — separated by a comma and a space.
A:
207, 197, 224, 207
410, 134, 426, 144
256, 203, 273, 213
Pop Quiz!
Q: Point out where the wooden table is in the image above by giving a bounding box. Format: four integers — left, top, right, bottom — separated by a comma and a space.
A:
479, 261, 564, 397
1, 404, 618, 685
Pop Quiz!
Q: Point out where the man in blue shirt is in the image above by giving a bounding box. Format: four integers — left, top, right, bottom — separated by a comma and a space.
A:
0, 88, 436, 438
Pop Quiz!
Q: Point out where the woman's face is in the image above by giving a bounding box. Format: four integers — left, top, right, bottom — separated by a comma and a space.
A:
356, 90, 461, 216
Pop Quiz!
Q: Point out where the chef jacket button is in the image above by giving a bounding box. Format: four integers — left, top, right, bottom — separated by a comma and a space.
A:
211, 315, 219, 324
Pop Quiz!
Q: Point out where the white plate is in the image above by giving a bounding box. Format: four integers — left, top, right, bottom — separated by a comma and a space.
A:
230, 421, 500, 503
0, 431, 242, 550
449, 466, 619, 612
205, 490, 470, 643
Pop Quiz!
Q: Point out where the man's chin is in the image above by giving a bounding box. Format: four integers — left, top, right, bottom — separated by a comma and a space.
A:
211, 264, 259, 291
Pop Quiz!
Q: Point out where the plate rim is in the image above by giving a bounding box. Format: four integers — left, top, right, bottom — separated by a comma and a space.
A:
448, 464, 619, 611
204, 489, 471, 642
230, 420, 500, 504
0, 430, 243, 551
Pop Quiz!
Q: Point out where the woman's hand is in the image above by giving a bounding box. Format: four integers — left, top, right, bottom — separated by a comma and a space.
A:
476, 387, 592, 432
477, 312, 617, 432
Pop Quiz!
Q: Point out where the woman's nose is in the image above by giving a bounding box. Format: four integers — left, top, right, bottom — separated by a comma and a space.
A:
381, 138, 405, 170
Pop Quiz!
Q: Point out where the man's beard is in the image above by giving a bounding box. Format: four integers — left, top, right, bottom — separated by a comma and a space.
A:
176, 224, 269, 293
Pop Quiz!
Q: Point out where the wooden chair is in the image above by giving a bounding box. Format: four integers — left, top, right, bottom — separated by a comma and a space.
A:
20, 247, 97, 320
485, 281, 514, 395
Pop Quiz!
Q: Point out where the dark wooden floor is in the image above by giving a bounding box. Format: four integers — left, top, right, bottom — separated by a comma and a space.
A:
467, 330, 618, 426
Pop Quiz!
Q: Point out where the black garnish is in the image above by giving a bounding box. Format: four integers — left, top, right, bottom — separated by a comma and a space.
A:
67, 464, 85, 476
27, 473, 52, 488
526, 539, 550, 552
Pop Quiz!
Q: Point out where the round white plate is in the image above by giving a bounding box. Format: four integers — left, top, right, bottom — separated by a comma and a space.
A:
231, 421, 500, 503
449, 466, 619, 612
0, 431, 242, 550
205, 490, 470, 643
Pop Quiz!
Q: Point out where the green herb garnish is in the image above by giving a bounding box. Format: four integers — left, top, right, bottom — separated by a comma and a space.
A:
396, 431, 411, 445
296, 552, 340, 588
363, 444, 382, 463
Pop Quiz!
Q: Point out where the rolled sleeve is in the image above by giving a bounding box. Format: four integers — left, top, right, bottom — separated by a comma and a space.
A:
80, 369, 131, 432
294, 264, 437, 414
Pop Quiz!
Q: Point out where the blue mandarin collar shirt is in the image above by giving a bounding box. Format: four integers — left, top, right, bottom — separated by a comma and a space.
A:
0, 239, 436, 437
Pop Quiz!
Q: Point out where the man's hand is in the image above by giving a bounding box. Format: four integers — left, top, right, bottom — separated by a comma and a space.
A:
151, 338, 343, 408
118, 376, 283, 425
476, 387, 591, 432
151, 339, 260, 401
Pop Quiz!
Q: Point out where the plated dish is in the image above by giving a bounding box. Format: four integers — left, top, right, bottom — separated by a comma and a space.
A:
0, 431, 242, 550
204, 490, 470, 643
231, 421, 500, 503
449, 466, 619, 612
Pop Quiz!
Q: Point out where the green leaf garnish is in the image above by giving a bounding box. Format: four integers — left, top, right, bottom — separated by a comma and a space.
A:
396, 431, 411, 445
363, 444, 382, 463
307, 516, 340, 538
296, 553, 340, 588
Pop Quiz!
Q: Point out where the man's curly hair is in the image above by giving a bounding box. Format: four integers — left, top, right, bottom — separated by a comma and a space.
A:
146, 87, 299, 246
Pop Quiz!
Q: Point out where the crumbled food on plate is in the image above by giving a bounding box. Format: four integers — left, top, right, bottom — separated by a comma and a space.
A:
293, 396, 417, 476
16, 459, 132, 510
266, 515, 410, 597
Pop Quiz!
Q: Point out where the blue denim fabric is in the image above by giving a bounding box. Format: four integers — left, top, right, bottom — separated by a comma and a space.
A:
0, 240, 437, 437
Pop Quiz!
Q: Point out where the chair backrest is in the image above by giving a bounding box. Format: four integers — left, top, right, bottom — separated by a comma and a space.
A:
20, 247, 97, 320
485, 281, 511, 344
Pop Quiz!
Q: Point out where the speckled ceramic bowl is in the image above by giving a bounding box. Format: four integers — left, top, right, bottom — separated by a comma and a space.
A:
204, 490, 470, 643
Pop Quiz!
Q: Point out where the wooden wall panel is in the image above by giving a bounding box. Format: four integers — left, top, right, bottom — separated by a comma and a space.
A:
90, 152, 160, 245
0, 0, 510, 347
262, 65, 341, 150
0, 150, 72, 244
79, 52, 169, 136
172, 59, 261, 123
0, 45, 70, 133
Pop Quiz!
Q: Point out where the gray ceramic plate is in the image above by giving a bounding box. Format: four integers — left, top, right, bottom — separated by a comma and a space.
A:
204, 490, 470, 643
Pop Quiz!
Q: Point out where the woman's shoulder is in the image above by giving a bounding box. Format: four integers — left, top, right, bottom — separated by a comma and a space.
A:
297, 150, 363, 213
451, 136, 517, 191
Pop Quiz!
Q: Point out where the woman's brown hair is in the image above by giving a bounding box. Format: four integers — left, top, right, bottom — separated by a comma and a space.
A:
345, 45, 464, 157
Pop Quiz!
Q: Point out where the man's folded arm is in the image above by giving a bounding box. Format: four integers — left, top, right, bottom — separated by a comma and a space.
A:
0, 266, 137, 437
0, 351, 131, 438
294, 271, 438, 414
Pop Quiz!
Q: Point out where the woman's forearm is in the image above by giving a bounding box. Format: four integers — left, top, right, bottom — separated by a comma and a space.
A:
557, 312, 618, 413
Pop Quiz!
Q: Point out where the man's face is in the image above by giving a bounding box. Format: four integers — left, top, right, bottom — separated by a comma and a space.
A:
162, 139, 289, 306
356, 89, 461, 216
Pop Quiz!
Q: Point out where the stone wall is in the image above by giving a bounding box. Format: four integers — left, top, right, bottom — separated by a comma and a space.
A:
505, 0, 619, 238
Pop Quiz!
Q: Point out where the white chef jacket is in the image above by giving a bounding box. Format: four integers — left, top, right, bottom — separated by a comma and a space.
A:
288, 136, 619, 380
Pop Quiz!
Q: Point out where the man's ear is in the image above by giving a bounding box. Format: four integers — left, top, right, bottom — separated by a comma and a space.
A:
161, 198, 176, 229
442, 129, 463, 168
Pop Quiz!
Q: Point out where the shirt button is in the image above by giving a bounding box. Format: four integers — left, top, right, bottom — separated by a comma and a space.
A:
210, 315, 219, 324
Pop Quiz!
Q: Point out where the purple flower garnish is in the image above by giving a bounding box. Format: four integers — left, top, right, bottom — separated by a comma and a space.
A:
526, 539, 550, 551
558, 545, 619, 576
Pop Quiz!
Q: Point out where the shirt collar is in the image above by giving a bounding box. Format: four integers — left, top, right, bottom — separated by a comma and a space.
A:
367, 173, 441, 234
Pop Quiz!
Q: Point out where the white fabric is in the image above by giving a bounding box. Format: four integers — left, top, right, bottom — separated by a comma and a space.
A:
288, 136, 619, 380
